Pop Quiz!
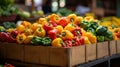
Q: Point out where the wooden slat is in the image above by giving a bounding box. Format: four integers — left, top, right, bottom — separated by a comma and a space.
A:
116, 40, 120, 54
109, 40, 116, 56
86, 44, 96, 62
97, 41, 109, 59
0, 42, 7, 59
71, 45, 85, 66
6, 43, 24, 61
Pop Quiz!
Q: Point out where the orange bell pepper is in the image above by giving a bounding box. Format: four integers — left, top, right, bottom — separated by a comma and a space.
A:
64, 23, 76, 32
85, 32, 97, 43
21, 21, 31, 28
24, 35, 34, 44
16, 34, 26, 44
34, 27, 46, 37
49, 14, 60, 23
61, 30, 74, 40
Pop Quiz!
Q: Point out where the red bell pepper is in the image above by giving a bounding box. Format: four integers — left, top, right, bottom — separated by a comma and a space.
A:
11, 30, 20, 38
49, 21, 58, 27
7, 33, 16, 43
43, 23, 54, 32
0, 32, 9, 42
62, 39, 73, 47
72, 26, 82, 36
58, 17, 68, 27
4, 63, 15, 67
79, 36, 85, 45
48, 29, 58, 40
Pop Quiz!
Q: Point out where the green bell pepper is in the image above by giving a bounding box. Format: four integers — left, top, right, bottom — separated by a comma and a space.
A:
42, 37, 52, 46
96, 26, 108, 35
87, 27, 96, 35
97, 36, 105, 42
31, 36, 42, 45
79, 21, 91, 30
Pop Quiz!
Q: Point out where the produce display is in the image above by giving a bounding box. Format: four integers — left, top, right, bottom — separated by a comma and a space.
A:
0, 14, 120, 47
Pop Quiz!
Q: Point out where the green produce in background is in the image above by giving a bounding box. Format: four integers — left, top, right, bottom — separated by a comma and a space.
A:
96, 26, 108, 35
0, 26, 5, 32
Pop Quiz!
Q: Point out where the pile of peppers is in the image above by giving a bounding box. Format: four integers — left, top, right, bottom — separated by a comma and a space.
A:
0, 14, 119, 47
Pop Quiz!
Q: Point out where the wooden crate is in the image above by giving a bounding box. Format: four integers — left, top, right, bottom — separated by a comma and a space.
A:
86, 44, 96, 62
97, 41, 109, 59
116, 40, 120, 54
49, 45, 85, 67
0, 42, 7, 59
109, 40, 117, 56
6, 43, 24, 62
24, 45, 49, 64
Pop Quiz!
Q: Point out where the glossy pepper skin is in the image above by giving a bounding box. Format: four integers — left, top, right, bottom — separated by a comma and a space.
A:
11, 30, 19, 38
62, 39, 73, 47
43, 23, 54, 32
55, 25, 63, 33
48, 29, 58, 40
16, 34, 26, 44
75, 16, 83, 25
67, 14, 77, 22
49, 14, 60, 23
97, 36, 105, 42
58, 17, 68, 27
42, 37, 52, 46
34, 27, 46, 37
24, 35, 34, 44
79, 21, 91, 30
52, 38, 63, 47
83, 36, 91, 45
61, 30, 74, 40
31, 36, 42, 45
64, 23, 76, 32
72, 26, 82, 36
0, 32, 9, 42
7, 33, 16, 43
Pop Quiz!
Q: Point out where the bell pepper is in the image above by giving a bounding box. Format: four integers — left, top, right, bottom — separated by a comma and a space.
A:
75, 16, 83, 25
79, 36, 85, 45
96, 26, 108, 35
87, 27, 96, 35
64, 23, 76, 32
104, 30, 113, 41
3, 22, 16, 29
6, 28, 15, 33
11, 30, 19, 38
61, 30, 74, 40
52, 38, 63, 47
58, 17, 68, 27
85, 32, 97, 43
24, 29, 33, 36
30, 23, 42, 32
43, 23, 53, 32
34, 27, 46, 37
0, 26, 5, 32
79, 21, 91, 30
55, 25, 63, 33
4, 63, 14, 67
62, 39, 72, 47
97, 36, 105, 42
31, 36, 42, 45
16, 25, 26, 33
16, 34, 26, 44
67, 14, 77, 22
6, 33, 16, 43
21, 21, 31, 28
0, 32, 9, 42
38, 18, 48, 26
84, 16, 94, 22
83, 36, 91, 45
49, 14, 60, 23
24, 35, 34, 44
42, 37, 52, 46
49, 21, 58, 27
48, 29, 58, 40
72, 26, 82, 36
72, 36, 81, 46
90, 22, 99, 29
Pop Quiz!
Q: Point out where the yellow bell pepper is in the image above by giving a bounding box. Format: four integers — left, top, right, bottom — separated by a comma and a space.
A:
84, 16, 94, 22
24, 35, 34, 44
75, 16, 83, 25
34, 27, 46, 37
38, 18, 48, 26
21, 21, 31, 28
49, 14, 60, 23
64, 23, 75, 32
52, 38, 63, 47
24, 29, 33, 36
67, 14, 77, 22
55, 25, 63, 33
85, 32, 97, 43
16, 25, 26, 33
30, 23, 42, 32
61, 30, 74, 40
16, 34, 26, 44
83, 36, 91, 45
